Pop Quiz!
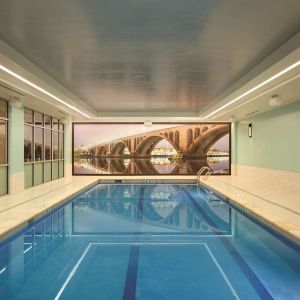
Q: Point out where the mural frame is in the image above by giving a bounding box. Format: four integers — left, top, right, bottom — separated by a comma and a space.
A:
72, 122, 232, 176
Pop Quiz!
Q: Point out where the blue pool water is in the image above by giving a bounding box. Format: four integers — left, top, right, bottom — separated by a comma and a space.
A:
0, 183, 300, 299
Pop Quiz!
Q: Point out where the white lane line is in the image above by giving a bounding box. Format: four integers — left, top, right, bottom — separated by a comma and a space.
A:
54, 244, 92, 300
204, 244, 240, 300
24, 245, 32, 254
54, 242, 239, 300
90, 242, 207, 245
0, 267, 6, 275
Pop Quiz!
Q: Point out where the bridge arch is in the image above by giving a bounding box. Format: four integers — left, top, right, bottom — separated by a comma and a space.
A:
111, 158, 129, 173
90, 148, 96, 156
98, 158, 108, 169
134, 135, 179, 156
111, 141, 129, 156
188, 124, 229, 156
97, 145, 108, 156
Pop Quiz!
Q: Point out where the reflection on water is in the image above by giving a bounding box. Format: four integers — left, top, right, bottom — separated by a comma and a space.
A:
73, 184, 232, 235
74, 156, 230, 175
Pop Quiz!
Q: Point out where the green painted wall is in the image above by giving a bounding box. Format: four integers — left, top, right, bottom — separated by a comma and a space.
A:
235, 100, 300, 173
8, 105, 24, 174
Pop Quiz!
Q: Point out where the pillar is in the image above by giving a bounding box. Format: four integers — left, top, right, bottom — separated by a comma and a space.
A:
231, 121, 238, 175
64, 118, 72, 177
8, 103, 24, 194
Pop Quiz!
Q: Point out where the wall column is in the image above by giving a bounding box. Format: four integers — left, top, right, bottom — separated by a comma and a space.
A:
64, 118, 72, 177
8, 104, 24, 194
231, 121, 238, 175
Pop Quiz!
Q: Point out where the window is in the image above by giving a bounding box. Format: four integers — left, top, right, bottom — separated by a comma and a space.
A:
24, 125, 33, 162
52, 131, 59, 160
0, 99, 8, 196
35, 127, 43, 161
45, 129, 51, 160
24, 109, 64, 188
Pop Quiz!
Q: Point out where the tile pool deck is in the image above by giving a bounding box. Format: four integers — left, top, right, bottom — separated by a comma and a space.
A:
0, 169, 300, 245
203, 177, 300, 245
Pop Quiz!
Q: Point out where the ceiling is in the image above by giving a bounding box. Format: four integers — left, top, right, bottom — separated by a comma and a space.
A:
0, 0, 300, 116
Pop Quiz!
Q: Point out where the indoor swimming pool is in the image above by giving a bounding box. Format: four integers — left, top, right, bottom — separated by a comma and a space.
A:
0, 183, 299, 299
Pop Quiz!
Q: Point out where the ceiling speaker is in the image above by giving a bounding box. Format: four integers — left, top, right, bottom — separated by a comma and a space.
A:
269, 95, 282, 107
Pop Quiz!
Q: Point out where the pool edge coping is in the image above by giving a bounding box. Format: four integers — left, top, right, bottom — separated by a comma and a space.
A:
0, 180, 99, 242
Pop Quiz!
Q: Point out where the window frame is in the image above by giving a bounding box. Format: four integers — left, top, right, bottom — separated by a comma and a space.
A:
24, 108, 65, 188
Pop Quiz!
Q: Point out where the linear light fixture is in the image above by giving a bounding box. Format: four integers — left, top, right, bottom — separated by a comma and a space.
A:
204, 60, 300, 119
0, 64, 92, 118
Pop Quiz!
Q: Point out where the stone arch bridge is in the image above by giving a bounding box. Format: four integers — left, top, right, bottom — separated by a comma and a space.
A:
88, 124, 229, 158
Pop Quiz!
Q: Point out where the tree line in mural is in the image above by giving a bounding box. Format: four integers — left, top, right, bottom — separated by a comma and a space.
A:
73, 123, 231, 175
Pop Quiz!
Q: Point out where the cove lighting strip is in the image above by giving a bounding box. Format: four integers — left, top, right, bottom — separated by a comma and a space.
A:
0, 64, 92, 118
204, 60, 300, 119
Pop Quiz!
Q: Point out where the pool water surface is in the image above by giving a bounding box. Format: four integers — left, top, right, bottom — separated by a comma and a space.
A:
0, 184, 299, 299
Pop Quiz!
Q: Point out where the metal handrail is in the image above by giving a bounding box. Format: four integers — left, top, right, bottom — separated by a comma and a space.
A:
197, 166, 212, 183
196, 167, 209, 181
196, 167, 206, 181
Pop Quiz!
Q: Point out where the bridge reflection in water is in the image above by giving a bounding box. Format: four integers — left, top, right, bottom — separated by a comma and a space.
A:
72, 184, 232, 235
74, 156, 230, 175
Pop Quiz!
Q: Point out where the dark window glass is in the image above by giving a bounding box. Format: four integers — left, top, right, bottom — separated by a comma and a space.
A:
53, 131, 59, 159
59, 132, 64, 159
35, 127, 43, 161
24, 108, 33, 124
24, 125, 33, 162
0, 99, 7, 118
45, 115, 51, 129
52, 118, 58, 131
35, 112, 43, 127
0, 121, 7, 164
45, 129, 51, 160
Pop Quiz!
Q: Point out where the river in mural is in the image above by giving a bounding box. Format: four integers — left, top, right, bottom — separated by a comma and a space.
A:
74, 156, 230, 175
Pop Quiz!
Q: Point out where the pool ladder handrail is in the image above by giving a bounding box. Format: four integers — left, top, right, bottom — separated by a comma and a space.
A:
197, 166, 212, 183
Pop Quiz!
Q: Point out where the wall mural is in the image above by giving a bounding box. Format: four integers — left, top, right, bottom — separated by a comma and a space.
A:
72, 123, 231, 175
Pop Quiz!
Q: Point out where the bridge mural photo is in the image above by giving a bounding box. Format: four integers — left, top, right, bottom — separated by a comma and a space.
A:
73, 123, 231, 175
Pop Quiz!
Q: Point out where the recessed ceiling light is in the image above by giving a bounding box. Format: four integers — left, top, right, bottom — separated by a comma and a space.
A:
203, 60, 300, 119
0, 64, 92, 118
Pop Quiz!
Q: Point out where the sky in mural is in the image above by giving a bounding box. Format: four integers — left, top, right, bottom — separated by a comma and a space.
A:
74, 123, 229, 152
